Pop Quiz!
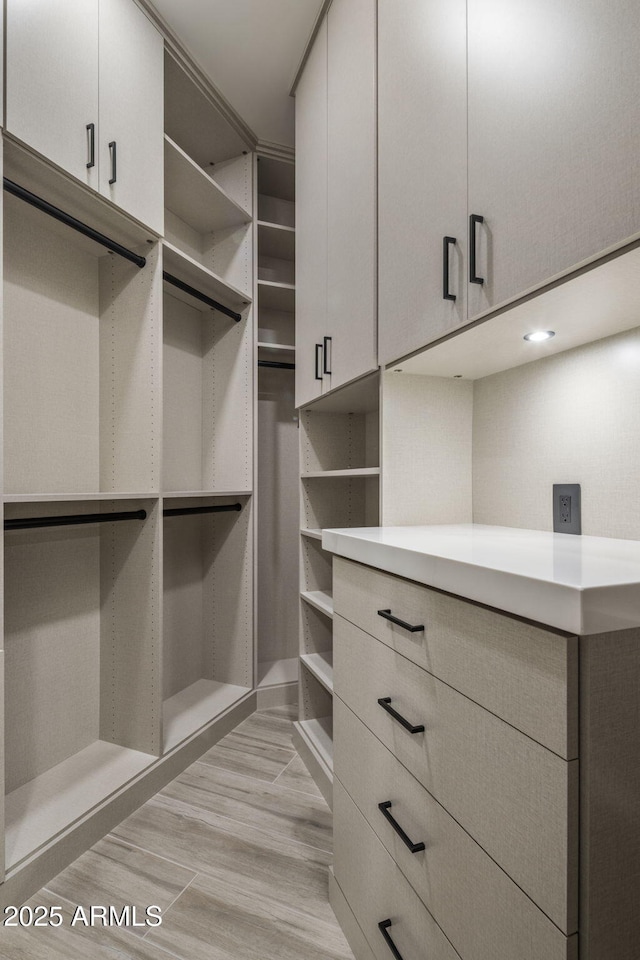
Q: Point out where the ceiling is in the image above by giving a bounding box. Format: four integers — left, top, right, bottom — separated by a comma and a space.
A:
149, 0, 324, 148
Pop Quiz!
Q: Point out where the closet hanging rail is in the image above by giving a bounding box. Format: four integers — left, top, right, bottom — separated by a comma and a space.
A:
3, 179, 147, 268
163, 503, 242, 518
162, 271, 243, 322
5, 509, 147, 531
258, 360, 295, 369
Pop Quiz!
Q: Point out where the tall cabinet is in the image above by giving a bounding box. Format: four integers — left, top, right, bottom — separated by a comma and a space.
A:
295, 0, 377, 407
378, 0, 640, 367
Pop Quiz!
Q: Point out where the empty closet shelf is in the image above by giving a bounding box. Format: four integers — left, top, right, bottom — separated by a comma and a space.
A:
5, 741, 156, 870
164, 135, 252, 234
257, 280, 295, 312
163, 242, 251, 315
301, 589, 334, 619
257, 342, 296, 351
300, 528, 323, 540
294, 717, 333, 774
300, 652, 333, 693
163, 680, 252, 753
257, 221, 295, 261
301, 467, 380, 479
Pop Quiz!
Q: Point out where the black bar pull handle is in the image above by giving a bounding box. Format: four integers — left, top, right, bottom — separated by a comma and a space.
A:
443, 235, 456, 301
86, 123, 95, 169
377, 609, 424, 633
315, 343, 323, 380
378, 920, 405, 960
469, 213, 484, 284
109, 140, 117, 184
378, 697, 424, 734
378, 802, 425, 853
323, 336, 332, 375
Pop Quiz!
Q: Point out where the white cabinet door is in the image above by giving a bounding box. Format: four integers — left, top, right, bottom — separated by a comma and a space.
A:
326, 0, 377, 390
6, 0, 100, 189
295, 19, 328, 408
99, 0, 164, 234
468, 0, 640, 320
377, 0, 467, 366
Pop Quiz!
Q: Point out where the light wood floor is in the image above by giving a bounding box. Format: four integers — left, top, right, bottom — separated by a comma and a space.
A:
0, 705, 355, 960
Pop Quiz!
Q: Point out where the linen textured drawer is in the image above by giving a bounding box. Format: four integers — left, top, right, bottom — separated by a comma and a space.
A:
334, 613, 579, 932
335, 696, 576, 959
333, 556, 578, 759
333, 779, 464, 960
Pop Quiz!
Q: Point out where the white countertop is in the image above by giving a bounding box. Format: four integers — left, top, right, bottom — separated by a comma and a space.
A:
322, 524, 640, 635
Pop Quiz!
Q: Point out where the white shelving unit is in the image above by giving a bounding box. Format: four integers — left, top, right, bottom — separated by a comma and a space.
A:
294, 372, 380, 806
256, 155, 299, 706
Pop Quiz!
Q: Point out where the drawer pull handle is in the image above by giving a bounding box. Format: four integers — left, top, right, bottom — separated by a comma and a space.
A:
378, 697, 425, 734
378, 801, 425, 853
378, 919, 405, 960
377, 609, 424, 633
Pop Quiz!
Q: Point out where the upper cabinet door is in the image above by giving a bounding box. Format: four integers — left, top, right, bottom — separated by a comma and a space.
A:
326, 0, 377, 390
6, 0, 100, 189
378, 0, 468, 367
99, 0, 164, 235
467, 0, 640, 320
295, 19, 328, 408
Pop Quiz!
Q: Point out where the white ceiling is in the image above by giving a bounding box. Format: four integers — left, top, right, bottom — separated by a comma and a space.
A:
149, 0, 324, 148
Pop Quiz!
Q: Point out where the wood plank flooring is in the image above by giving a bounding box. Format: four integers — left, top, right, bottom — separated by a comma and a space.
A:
0, 706, 354, 960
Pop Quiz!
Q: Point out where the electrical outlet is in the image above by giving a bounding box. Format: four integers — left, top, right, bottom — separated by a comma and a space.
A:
553, 484, 581, 535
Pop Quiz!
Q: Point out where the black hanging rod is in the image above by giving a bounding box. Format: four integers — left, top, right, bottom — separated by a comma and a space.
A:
163, 503, 242, 518
258, 360, 295, 370
3, 178, 147, 268
5, 509, 147, 531
162, 271, 243, 323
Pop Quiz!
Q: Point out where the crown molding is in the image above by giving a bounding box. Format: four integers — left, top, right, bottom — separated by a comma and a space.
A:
256, 140, 295, 163
289, 0, 333, 96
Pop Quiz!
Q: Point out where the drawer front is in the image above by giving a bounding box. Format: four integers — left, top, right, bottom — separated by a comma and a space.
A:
333, 779, 463, 960
335, 697, 576, 955
333, 556, 578, 759
334, 780, 578, 960
334, 614, 578, 932
329, 868, 378, 960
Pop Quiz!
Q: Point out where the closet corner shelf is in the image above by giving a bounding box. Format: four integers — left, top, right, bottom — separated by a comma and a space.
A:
300, 651, 334, 694
294, 716, 333, 774
300, 527, 323, 541
163, 241, 252, 313
257, 279, 295, 312
301, 589, 334, 619
257, 221, 295, 261
257, 657, 299, 688
164, 135, 252, 234
3, 492, 158, 503
257, 341, 296, 352
163, 680, 252, 754
301, 467, 380, 479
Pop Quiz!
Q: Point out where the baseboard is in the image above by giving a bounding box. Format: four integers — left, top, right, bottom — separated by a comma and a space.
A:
256, 681, 298, 709
292, 721, 332, 809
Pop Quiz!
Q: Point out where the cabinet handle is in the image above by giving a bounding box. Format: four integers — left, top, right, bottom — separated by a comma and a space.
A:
378, 920, 405, 960
377, 609, 424, 633
108, 141, 117, 184
315, 343, 323, 380
86, 123, 95, 169
442, 236, 456, 301
377, 697, 425, 734
469, 214, 484, 284
378, 801, 425, 853
323, 336, 332, 375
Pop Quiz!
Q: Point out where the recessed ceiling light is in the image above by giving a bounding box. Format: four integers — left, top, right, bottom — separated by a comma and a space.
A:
523, 330, 555, 343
